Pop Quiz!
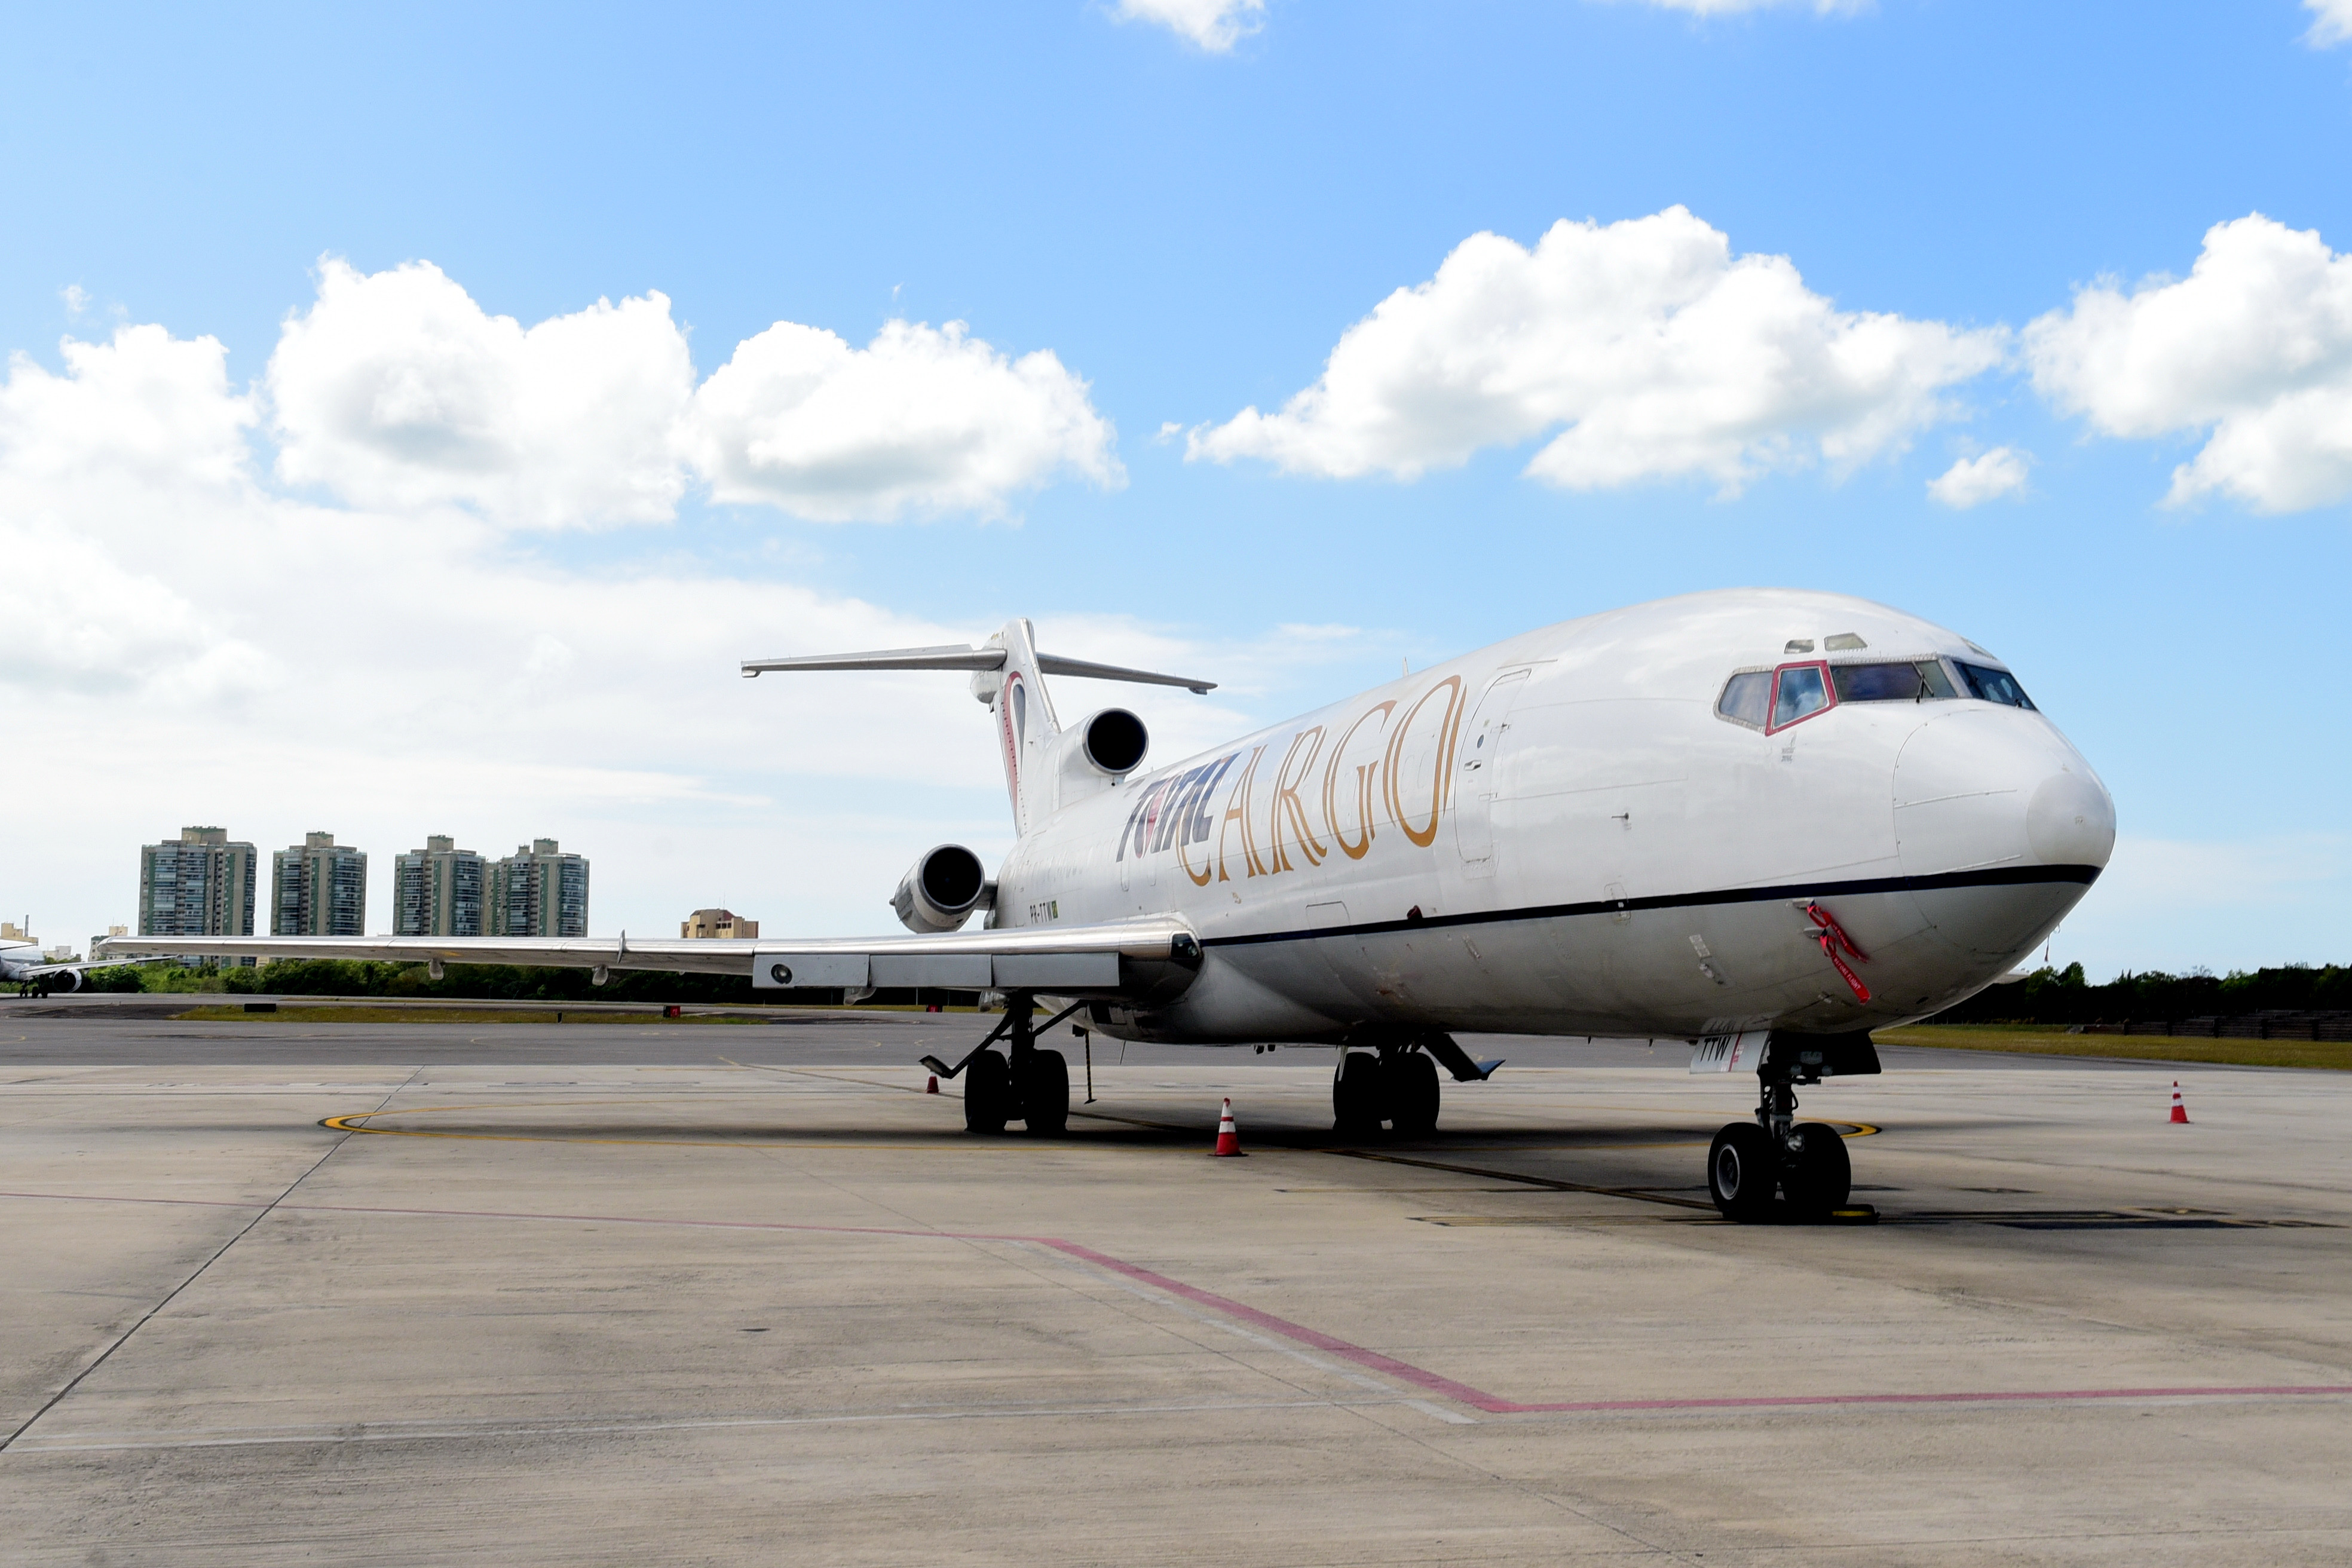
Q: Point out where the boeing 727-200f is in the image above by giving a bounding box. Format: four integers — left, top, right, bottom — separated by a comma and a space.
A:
108, 589, 2115, 1221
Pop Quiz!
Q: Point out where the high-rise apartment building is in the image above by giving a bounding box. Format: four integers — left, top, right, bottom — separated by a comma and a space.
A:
489, 839, 590, 938
681, 908, 758, 939
394, 837, 487, 936
272, 832, 368, 937
138, 828, 258, 937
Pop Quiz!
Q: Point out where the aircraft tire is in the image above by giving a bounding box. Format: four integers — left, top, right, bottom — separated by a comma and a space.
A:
1019, 1049, 1070, 1137
1385, 1052, 1440, 1137
1333, 1050, 1382, 1132
963, 1051, 1010, 1135
1707, 1122, 1778, 1222
1780, 1123, 1851, 1218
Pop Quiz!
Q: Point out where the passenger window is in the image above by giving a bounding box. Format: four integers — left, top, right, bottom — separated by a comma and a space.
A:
1771, 664, 1830, 731
1716, 671, 1771, 728
1955, 662, 2036, 710
1832, 660, 1956, 703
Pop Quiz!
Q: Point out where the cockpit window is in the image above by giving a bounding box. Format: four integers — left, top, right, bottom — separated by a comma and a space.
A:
1716, 670, 1771, 728
1832, 660, 1956, 703
1770, 664, 1830, 731
1955, 661, 2035, 710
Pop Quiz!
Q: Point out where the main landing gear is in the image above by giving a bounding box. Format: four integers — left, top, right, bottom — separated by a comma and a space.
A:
1707, 1064, 1852, 1223
1333, 1045, 1441, 1138
939, 994, 1073, 1137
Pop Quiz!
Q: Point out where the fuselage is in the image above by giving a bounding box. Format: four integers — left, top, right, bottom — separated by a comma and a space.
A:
1, 942, 51, 982
990, 589, 2114, 1045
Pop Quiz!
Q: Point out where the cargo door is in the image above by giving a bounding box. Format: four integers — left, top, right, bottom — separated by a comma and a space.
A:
1454, 669, 1531, 878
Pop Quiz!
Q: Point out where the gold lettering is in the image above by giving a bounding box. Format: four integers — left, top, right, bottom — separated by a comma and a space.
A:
1322, 702, 1394, 861
1382, 676, 1466, 849
1267, 725, 1327, 872
1214, 746, 1269, 882
1178, 755, 1237, 887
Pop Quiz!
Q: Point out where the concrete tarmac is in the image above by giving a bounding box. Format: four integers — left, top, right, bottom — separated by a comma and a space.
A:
3, 1009, 2348, 1564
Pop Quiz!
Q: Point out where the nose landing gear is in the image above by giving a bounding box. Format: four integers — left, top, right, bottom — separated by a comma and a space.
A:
1706, 1036, 1873, 1223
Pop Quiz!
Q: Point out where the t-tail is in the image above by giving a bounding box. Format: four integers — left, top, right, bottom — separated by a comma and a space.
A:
741, 620, 1216, 835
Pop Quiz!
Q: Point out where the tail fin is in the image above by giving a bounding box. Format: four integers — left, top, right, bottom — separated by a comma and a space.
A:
742, 621, 1215, 836
982, 619, 1057, 834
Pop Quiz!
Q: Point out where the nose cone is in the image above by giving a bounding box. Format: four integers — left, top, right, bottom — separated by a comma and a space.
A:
2026, 768, 2116, 869
1894, 709, 2115, 877
1894, 709, 2112, 964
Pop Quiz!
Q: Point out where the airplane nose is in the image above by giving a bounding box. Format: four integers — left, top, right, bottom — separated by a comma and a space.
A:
1894, 709, 2115, 878
2026, 768, 2116, 870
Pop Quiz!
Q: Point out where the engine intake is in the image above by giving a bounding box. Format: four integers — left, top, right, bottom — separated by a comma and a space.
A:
1080, 708, 1149, 776
892, 843, 990, 933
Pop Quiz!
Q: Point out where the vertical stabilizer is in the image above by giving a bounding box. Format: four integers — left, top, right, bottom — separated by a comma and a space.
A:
972, 620, 1061, 836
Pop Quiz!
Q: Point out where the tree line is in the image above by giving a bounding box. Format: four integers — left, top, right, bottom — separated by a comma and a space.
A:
1934, 963, 2351, 1026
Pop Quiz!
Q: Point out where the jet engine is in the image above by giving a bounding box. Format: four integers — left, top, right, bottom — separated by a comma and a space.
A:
1074, 708, 1149, 774
891, 843, 990, 933
1047, 708, 1149, 813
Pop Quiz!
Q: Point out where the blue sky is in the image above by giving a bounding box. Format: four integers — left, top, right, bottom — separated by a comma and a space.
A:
4, 0, 2349, 976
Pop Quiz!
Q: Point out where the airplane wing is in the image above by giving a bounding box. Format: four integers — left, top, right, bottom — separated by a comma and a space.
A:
96, 919, 1202, 1002
19, 957, 148, 978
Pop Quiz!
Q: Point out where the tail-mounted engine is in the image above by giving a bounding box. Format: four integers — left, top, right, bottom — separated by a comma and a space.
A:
1047, 708, 1149, 813
891, 843, 991, 933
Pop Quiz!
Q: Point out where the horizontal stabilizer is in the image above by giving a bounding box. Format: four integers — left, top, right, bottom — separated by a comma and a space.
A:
740, 644, 1004, 676
1034, 653, 1216, 694
742, 643, 1215, 694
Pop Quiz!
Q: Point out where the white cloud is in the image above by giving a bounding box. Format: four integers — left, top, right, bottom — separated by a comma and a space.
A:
261, 258, 1120, 528
685, 318, 1123, 522
1189, 207, 2005, 496
0, 521, 277, 700
268, 259, 696, 529
2309, 0, 2352, 47
1928, 446, 2031, 509
1114, 0, 1265, 51
1, 324, 255, 491
2023, 214, 2352, 513
60, 284, 90, 317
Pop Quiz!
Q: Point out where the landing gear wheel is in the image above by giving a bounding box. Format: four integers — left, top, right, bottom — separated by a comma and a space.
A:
1383, 1052, 1440, 1137
1018, 1049, 1069, 1136
963, 1051, 1010, 1135
1780, 1123, 1851, 1218
1708, 1122, 1778, 1222
1333, 1050, 1382, 1133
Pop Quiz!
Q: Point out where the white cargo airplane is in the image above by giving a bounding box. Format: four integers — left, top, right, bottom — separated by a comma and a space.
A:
1, 937, 134, 996
107, 589, 2114, 1221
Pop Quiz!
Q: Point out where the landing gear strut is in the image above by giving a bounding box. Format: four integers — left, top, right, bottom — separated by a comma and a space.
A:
1707, 1058, 1854, 1223
944, 993, 1074, 1137
1332, 1043, 1441, 1138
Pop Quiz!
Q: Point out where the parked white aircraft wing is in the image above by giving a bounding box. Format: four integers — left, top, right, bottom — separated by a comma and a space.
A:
95, 918, 1202, 999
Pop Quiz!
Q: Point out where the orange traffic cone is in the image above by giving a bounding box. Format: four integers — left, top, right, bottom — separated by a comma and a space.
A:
926, 1074, 939, 1095
1210, 1098, 1245, 1157
2169, 1081, 2189, 1124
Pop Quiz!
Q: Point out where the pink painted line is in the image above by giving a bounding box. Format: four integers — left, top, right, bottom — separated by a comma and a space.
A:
8, 1189, 2348, 1419
1484, 1385, 2352, 1414
1043, 1240, 1508, 1410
